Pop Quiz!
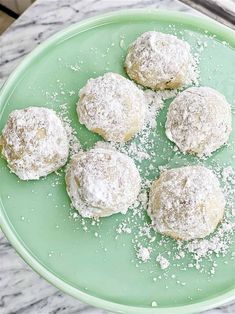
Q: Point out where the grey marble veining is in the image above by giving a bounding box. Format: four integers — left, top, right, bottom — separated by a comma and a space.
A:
0, 1, 234, 313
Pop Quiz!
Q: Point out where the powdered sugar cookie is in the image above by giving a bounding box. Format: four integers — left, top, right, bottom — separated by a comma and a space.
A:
166, 87, 232, 157
65, 145, 141, 218
77, 72, 147, 142
148, 166, 225, 240
0, 107, 69, 180
125, 31, 195, 90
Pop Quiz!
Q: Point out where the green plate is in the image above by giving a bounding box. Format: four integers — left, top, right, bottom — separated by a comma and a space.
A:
0, 9, 235, 314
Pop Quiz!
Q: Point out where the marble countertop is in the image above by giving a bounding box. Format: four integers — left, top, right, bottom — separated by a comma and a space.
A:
0, 0, 235, 313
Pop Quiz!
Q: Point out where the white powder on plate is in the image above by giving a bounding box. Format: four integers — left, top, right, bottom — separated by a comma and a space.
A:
58, 102, 82, 156
156, 255, 170, 270
137, 246, 151, 262
116, 222, 132, 234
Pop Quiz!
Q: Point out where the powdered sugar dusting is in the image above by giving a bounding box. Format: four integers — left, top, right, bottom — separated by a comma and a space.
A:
58, 102, 82, 156
156, 255, 170, 270
137, 246, 151, 262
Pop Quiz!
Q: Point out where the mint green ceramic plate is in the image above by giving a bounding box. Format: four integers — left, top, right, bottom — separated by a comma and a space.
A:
0, 10, 235, 314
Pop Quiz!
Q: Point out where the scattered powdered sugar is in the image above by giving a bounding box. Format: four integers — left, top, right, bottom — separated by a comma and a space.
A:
144, 90, 164, 128
137, 246, 151, 262
221, 166, 235, 215
148, 89, 179, 101
156, 255, 170, 270
151, 301, 158, 307
116, 222, 132, 234
58, 102, 82, 156
183, 221, 234, 261
144, 89, 164, 108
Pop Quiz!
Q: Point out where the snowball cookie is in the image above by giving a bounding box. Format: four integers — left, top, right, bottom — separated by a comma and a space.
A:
77, 72, 147, 142
0, 107, 69, 180
125, 31, 194, 90
166, 87, 232, 157
65, 145, 141, 218
148, 166, 225, 240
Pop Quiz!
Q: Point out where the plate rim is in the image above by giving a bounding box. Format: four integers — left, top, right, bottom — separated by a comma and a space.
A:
0, 8, 235, 314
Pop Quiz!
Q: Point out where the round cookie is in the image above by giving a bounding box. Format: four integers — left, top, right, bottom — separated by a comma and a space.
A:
166, 87, 232, 157
148, 166, 225, 240
125, 31, 193, 90
65, 145, 141, 218
77, 72, 147, 142
0, 107, 69, 180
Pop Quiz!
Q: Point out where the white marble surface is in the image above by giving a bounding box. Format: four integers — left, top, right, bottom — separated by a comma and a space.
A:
0, 0, 235, 313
